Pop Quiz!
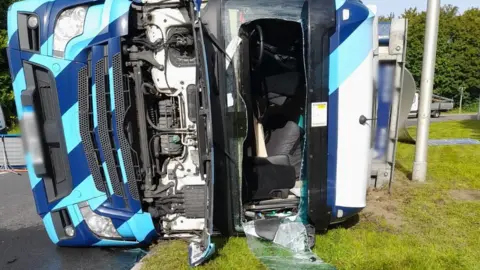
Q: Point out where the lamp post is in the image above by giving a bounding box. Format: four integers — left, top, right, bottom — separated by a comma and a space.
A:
412, 0, 441, 182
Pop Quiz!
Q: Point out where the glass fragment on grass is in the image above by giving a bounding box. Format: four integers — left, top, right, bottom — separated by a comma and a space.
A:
243, 218, 335, 270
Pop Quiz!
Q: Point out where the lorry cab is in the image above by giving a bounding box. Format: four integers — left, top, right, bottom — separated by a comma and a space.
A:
7, 0, 375, 265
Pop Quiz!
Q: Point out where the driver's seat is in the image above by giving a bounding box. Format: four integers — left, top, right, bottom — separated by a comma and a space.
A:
264, 72, 301, 106
260, 71, 304, 178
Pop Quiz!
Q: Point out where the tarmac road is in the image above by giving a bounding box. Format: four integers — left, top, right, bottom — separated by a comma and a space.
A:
0, 173, 145, 270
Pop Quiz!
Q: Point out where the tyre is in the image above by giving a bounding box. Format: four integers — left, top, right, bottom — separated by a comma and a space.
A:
432, 111, 440, 118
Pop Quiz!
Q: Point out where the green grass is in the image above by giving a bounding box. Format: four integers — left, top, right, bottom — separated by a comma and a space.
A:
7, 124, 20, 134
142, 120, 480, 270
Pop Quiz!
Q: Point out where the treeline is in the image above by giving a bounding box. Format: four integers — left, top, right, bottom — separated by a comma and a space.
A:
382, 5, 480, 108
0, 3, 478, 127
0, 0, 16, 127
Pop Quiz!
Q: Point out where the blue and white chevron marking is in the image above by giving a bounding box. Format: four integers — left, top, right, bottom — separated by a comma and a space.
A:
328, 1, 376, 218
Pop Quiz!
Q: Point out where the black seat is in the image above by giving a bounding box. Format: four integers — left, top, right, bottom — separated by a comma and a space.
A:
245, 155, 297, 201
261, 71, 304, 179
265, 121, 303, 178
264, 72, 300, 106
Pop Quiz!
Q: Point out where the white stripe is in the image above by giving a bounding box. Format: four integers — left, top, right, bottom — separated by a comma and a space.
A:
335, 52, 374, 208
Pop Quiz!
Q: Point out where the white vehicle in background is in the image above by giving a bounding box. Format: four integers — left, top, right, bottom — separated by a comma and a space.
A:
410, 92, 454, 118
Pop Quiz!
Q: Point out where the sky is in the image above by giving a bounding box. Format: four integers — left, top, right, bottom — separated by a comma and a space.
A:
362, 0, 479, 16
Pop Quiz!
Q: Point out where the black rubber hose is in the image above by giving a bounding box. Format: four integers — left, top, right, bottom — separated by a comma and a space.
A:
146, 113, 193, 133
151, 182, 174, 195
142, 82, 157, 95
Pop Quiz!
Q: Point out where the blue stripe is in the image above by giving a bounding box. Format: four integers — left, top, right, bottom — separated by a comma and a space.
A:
24, 52, 85, 116
52, 175, 105, 211
42, 212, 59, 244
93, 239, 138, 247
41, 36, 52, 56
117, 222, 135, 239
329, 15, 374, 94
89, 195, 108, 211
103, 162, 115, 195
92, 85, 98, 128
67, 204, 83, 227
7, 48, 23, 88
127, 210, 156, 242
25, 153, 42, 188
31, 180, 49, 215
12, 68, 26, 120
67, 143, 93, 189
330, 1, 370, 52
118, 150, 129, 184
62, 102, 81, 153
29, 52, 70, 77
327, 90, 339, 210
336, 0, 346, 10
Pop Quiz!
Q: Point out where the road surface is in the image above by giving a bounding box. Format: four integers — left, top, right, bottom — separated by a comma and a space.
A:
0, 173, 145, 270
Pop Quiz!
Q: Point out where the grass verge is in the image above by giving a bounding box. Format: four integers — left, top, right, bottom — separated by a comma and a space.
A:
142, 120, 480, 270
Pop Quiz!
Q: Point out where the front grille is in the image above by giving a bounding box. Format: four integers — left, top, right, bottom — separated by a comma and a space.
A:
112, 53, 141, 200
78, 47, 141, 205
95, 58, 125, 198
78, 66, 107, 193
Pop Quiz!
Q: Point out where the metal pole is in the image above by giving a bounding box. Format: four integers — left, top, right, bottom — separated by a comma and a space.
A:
477, 94, 480, 120
412, 0, 441, 182
459, 87, 464, 114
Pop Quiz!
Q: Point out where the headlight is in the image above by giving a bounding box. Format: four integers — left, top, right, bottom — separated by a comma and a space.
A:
27, 15, 39, 29
79, 202, 122, 239
53, 6, 88, 57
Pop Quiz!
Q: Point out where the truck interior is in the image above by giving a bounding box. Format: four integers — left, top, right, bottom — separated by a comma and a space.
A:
238, 19, 306, 220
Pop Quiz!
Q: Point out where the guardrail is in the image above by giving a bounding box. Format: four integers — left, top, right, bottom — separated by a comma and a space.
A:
0, 134, 27, 171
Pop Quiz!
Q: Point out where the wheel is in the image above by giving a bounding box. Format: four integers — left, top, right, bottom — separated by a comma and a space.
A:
432, 111, 440, 118
250, 25, 265, 71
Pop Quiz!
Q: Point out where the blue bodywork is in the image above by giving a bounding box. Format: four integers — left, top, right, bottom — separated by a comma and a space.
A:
8, 0, 156, 247
328, 0, 374, 222
8, 0, 374, 252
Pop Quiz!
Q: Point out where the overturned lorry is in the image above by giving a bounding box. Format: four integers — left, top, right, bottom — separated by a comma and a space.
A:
7, 0, 408, 266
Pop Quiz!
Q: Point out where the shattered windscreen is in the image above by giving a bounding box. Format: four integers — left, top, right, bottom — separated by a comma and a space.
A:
243, 217, 335, 270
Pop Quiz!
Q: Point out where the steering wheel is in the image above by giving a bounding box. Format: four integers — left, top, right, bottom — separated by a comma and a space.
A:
250, 25, 265, 71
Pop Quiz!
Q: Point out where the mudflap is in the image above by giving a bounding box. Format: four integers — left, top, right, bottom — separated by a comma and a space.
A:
188, 2, 216, 267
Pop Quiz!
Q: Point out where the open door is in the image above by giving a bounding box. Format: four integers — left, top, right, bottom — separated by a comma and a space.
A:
187, 2, 216, 266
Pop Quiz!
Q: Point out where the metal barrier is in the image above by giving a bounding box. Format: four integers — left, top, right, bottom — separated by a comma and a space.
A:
0, 134, 27, 173
370, 19, 409, 188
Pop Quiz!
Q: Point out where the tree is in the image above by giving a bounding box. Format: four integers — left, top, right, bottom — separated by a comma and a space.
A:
402, 5, 480, 107
0, 0, 18, 128
379, 12, 395, 22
